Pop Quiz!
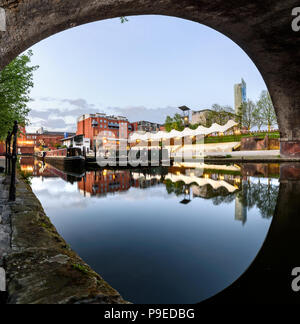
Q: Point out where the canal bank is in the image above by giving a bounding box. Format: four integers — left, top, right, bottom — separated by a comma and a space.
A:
0, 168, 129, 304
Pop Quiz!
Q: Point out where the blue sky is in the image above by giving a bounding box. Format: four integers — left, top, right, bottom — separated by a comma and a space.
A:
27, 15, 267, 132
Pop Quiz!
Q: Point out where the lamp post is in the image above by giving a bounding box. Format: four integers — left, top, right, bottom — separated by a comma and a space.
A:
92, 119, 98, 160
178, 106, 191, 127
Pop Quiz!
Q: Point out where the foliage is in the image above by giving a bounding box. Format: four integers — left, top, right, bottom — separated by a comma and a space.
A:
120, 17, 129, 23
188, 123, 199, 130
211, 103, 234, 114
72, 263, 89, 275
0, 50, 38, 140
256, 90, 277, 131
165, 114, 184, 132
165, 179, 186, 196
236, 180, 279, 219
163, 90, 277, 133
204, 132, 280, 144
253, 106, 264, 131
240, 99, 256, 130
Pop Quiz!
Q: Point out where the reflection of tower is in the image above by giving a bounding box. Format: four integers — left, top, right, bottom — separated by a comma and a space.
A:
234, 78, 247, 115
235, 181, 247, 225
235, 197, 247, 225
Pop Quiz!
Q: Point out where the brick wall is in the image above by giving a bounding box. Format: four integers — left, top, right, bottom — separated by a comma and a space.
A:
240, 136, 279, 151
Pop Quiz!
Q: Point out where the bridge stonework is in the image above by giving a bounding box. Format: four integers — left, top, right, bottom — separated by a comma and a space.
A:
0, 0, 300, 157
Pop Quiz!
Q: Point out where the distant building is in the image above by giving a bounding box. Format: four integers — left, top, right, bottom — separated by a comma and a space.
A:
61, 134, 91, 153
27, 129, 75, 150
17, 127, 75, 154
191, 109, 238, 127
131, 121, 162, 133
191, 109, 212, 126
234, 78, 247, 115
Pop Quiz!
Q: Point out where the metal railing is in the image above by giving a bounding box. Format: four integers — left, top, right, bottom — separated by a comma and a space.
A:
5, 121, 18, 201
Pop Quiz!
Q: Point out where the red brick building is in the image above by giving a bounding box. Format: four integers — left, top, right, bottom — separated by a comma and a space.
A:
21, 127, 74, 151
26, 127, 74, 150
15, 126, 75, 155
77, 114, 137, 149
76, 114, 165, 150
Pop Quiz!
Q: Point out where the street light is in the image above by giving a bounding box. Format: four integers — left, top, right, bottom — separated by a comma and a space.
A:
178, 106, 191, 127
92, 119, 99, 160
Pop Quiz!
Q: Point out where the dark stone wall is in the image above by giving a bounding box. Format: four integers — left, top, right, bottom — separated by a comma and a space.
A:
1, 0, 300, 155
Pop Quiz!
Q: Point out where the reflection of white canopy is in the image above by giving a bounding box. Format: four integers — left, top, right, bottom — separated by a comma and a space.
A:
129, 120, 238, 143
165, 173, 238, 193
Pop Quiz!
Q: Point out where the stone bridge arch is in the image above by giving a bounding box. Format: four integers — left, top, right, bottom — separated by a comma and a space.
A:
0, 0, 300, 157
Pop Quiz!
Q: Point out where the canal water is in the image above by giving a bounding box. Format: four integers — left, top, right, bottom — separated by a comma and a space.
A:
20, 158, 279, 304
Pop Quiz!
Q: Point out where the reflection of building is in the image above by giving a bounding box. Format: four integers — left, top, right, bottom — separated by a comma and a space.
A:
19, 157, 58, 178
131, 173, 162, 189
78, 170, 132, 197
235, 195, 247, 225
78, 170, 163, 197
234, 78, 247, 115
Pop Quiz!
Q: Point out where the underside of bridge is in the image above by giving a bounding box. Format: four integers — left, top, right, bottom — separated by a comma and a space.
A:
0, 0, 300, 157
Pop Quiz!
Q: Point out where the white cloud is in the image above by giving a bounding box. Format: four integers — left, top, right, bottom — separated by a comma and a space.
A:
27, 97, 178, 132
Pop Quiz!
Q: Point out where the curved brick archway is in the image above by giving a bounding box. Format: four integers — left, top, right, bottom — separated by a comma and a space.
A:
0, 0, 300, 156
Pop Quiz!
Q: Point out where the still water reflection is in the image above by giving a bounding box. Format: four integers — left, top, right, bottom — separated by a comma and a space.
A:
21, 157, 279, 304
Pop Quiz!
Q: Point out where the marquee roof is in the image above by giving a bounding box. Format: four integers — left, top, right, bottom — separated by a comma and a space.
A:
129, 120, 238, 143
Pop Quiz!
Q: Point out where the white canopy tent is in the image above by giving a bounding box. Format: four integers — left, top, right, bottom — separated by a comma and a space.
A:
129, 120, 238, 143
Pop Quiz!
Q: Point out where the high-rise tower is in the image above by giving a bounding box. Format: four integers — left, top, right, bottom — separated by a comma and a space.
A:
234, 79, 247, 115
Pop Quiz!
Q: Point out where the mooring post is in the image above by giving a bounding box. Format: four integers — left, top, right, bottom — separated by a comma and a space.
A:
9, 121, 18, 202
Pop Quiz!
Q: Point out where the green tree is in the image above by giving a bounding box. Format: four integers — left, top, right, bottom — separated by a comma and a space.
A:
209, 104, 236, 126
0, 50, 38, 139
257, 90, 277, 132
120, 17, 129, 23
212, 103, 234, 114
164, 113, 184, 132
253, 106, 264, 131
240, 99, 256, 130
